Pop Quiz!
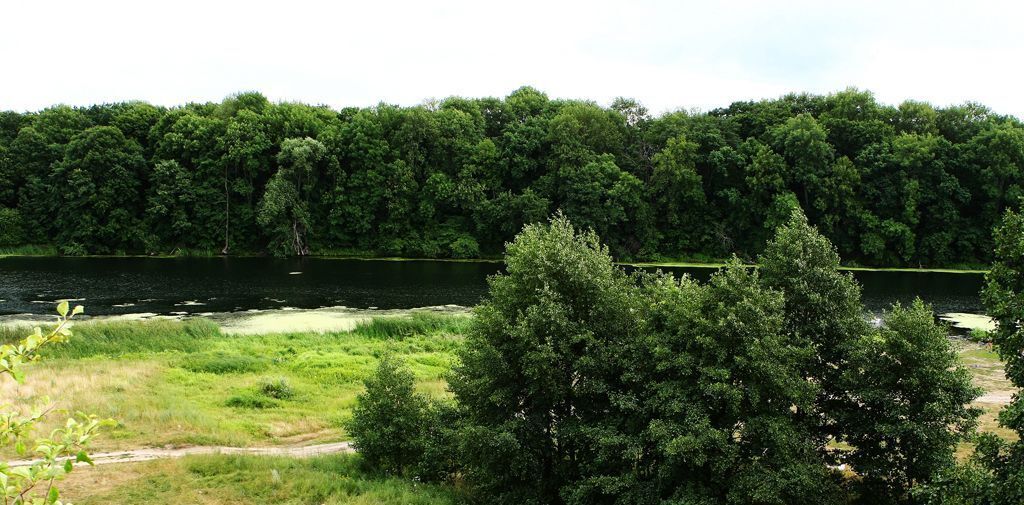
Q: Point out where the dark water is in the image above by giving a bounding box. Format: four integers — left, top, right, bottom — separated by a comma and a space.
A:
0, 257, 985, 316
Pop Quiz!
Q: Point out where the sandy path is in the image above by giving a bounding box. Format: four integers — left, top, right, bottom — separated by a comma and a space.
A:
8, 442, 354, 467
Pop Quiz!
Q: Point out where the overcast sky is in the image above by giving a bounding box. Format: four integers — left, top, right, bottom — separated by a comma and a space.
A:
3, 0, 1022, 117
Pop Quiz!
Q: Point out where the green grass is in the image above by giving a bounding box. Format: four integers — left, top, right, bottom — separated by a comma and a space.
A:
2, 316, 466, 452
0, 244, 58, 256
0, 318, 222, 358
64, 454, 461, 504
352, 312, 473, 339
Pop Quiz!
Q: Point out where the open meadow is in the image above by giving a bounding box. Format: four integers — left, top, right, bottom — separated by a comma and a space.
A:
1, 311, 1016, 503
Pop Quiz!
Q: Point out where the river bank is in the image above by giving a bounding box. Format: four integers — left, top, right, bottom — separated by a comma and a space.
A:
0, 246, 992, 273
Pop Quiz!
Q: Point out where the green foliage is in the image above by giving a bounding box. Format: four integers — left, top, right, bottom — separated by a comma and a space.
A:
347, 355, 429, 476
1, 303, 112, 505
450, 214, 644, 504
438, 214, 983, 504
448, 235, 480, 258
969, 327, 993, 343
258, 377, 294, 399
978, 207, 1024, 504
178, 351, 270, 374
0, 318, 221, 359
758, 209, 868, 450
351, 312, 472, 340
908, 461, 997, 505
0, 90, 1019, 264
839, 300, 981, 501
0, 206, 23, 246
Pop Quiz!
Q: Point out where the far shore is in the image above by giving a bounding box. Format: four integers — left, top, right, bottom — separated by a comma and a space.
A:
0, 249, 991, 274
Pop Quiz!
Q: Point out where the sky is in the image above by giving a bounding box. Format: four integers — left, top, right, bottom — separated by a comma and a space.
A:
3, 0, 1023, 117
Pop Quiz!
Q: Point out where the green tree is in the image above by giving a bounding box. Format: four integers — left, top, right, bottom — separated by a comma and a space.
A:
839, 300, 981, 502
145, 160, 198, 251
449, 214, 644, 504
51, 126, 146, 254
574, 262, 843, 505
649, 135, 706, 254
0, 207, 24, 246
347, 355, 428, 476
978, 207, 1024, 504
758, 209, 867, 449
257, 137, 326, 255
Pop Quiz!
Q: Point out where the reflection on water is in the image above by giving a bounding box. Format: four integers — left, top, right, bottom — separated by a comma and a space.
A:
0, 257, 985, 316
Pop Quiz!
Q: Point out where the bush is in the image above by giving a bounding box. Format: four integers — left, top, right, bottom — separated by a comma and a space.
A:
0, 207, 23, 246
968, 327, 993, 343
179, 351, 270, 374
225, 391, 279, 409
258, 377, 294, 399
448, 235, 480, 259
347, 355, 428, 475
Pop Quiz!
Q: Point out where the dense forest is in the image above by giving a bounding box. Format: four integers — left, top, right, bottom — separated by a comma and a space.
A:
1, 87, 1022, 266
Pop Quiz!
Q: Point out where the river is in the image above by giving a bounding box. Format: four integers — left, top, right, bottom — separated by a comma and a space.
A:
0, 257, 985, 317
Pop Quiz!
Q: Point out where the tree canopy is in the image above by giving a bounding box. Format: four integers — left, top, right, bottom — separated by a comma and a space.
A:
0, 88, 1020, 264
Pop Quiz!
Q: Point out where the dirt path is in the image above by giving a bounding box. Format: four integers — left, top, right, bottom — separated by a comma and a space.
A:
8, 442, 353, 467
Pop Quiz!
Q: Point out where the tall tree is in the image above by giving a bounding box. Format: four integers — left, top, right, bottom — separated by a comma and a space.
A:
50, 126, 146, 254
758, 210, 867, 450
257, 137, 326, 255
450, 214, 644, 504
978, 207, 1024, 504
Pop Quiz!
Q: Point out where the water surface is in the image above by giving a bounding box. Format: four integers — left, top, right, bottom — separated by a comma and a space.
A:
0, 257, 985, 316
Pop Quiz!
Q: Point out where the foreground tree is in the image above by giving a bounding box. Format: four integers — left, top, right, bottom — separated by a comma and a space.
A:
347, 355, 428, 475
1, 302, 110, 505
449, 214, 645, 504
978, 207, 1024, 504
839, 300, 981, 502
758, 209, 867, 450
578, 263, 844, 505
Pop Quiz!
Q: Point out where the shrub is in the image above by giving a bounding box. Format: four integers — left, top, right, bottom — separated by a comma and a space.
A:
968, 327, 993, 343
448, 235, 480, 259
179, 351, 270, 374
347, 355, 428, 475
225, 391, 279, 409
0, 206, 23, 246
258, 377, 294, 399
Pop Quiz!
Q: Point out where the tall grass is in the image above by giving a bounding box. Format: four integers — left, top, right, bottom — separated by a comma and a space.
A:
0, 244, 58, 256
352, 312, 472, 339
71, 454, 461, 504
0, 318, 221, 358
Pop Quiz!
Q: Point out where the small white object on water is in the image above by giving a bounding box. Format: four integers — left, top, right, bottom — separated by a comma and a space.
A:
288, 271, 302, 275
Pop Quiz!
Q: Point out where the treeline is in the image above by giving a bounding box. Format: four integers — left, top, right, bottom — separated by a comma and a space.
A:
1, 88, 1022, 265
348, 212, 1010, 504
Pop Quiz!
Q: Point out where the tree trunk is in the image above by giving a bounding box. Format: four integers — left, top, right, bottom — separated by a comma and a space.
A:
221, 168, 230, 255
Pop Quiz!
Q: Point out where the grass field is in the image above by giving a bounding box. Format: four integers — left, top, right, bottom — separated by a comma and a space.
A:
60, 454, 461, 504
1, 313, 469, 453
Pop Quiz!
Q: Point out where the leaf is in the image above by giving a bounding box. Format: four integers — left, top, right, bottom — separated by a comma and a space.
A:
76, 450, 93, 465
72, 305, 84, 316
57, 301, 69, 317
64, 459, 73, 473
47, 486, 59, 504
